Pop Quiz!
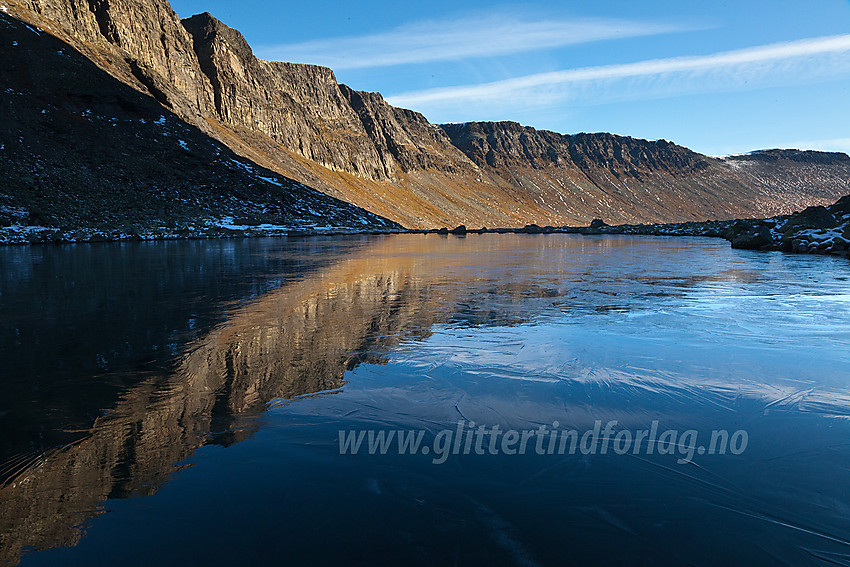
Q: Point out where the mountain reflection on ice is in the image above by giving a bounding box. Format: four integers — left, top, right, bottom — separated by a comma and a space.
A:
1, 234, 849, 566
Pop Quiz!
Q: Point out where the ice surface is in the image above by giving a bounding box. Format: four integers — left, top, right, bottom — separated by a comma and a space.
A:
3, 234, 850, 565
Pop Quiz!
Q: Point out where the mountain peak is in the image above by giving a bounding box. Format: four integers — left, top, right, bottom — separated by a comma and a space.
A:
183, 11, 254, 60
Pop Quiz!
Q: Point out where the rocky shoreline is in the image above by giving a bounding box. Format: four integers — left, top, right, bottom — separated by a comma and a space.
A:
571, 196, 850, 258
4, 195, 848, 262
413, 194, 850, 259
0, 221, 406, 244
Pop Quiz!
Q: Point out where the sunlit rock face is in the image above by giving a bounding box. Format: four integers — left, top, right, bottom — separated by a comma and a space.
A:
19, 0, 216, 120
181, 13, 391, 180
441, 122, 850, 222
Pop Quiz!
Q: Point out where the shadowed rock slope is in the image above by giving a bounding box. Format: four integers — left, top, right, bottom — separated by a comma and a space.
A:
0, 9, 398, 242
3, 0, 850, 232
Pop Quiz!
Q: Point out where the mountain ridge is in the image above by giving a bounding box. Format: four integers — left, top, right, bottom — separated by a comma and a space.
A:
2, 0, 850, 233
0, 9, 400, 243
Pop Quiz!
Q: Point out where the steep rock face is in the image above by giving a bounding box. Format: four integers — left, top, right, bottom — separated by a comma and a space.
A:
0, 10, 398, 242
442, 121, 708, 176
441, 121, 850, 223
439, 121, 740, 224
340, 86, 480, 176
182, 13, 389, 179
179, 14, 482, 181
19, 0, 214, 119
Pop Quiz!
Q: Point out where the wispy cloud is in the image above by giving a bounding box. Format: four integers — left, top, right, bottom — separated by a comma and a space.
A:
256, 14, 696, 69
386, 34, 850, 116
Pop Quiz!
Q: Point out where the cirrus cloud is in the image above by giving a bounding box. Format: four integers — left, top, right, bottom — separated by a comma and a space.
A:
384, 34, 850, 120
255, 14, 698, 69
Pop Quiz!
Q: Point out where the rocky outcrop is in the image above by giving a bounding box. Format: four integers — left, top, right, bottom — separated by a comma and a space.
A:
438, 121, 840, 226
725, 197, 850, 255
179, 13, 483, 183
18, 0, 214, 121
339, 86, 479, 176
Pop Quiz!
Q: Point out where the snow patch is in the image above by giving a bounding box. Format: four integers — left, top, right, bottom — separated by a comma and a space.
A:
210, 217, 290, 232
794, 226, 846, 243
4, 224, 49, 234
257, 175, 283, 186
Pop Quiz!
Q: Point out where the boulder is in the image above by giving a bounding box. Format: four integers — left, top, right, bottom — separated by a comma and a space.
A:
780, 205, 838, 233
728, 221, 775, 250
828, 195, 850, 218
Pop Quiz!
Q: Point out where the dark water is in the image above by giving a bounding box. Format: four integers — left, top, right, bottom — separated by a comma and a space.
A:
1, 234, 849, 566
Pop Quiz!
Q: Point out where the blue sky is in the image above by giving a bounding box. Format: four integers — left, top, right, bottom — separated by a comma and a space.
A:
169, 0, 850, 156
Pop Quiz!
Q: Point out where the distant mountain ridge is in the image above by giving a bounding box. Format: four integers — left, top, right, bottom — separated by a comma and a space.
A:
728, 149, 850, 164
2, 0, 849, 234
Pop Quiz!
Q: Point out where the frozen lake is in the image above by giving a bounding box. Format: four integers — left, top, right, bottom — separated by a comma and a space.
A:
2, 234, 850, 566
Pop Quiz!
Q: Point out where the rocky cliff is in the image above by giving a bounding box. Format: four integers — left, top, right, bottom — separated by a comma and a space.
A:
2, 0, 849, 233
0, 8, 399, 242
17, 0, 214, 120
182, 13, 393, 179
442, 121, 708, 173
339, 85, 479, 176
440, 122, 850, 223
